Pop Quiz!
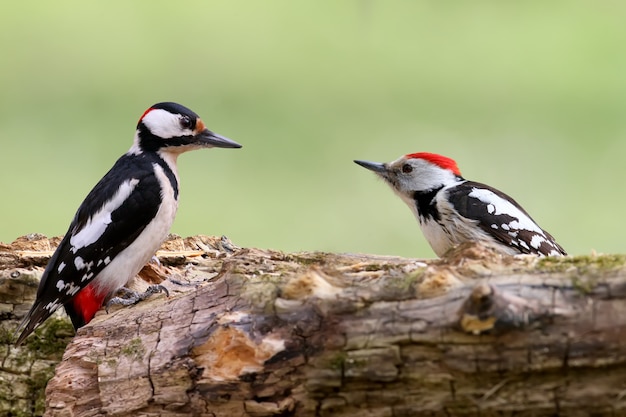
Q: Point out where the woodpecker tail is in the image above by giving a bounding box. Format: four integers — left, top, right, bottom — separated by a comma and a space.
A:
14, 304, 54, 346
14, 284, 106, 346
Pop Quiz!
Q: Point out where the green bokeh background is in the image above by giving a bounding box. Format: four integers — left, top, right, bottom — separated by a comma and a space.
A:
1, 1, 624, 258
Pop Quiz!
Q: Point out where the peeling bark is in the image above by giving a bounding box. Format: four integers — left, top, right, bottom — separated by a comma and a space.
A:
3, 235, 626, 416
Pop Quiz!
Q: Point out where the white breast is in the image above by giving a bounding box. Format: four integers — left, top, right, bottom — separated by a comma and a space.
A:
91, 162, 178, 295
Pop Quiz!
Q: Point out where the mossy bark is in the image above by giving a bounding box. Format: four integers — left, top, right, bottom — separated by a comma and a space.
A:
2, 235, 626, 417
0, 235, 74, 417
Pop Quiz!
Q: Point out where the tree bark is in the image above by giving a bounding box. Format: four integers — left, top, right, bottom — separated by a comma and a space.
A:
0, 234, 74, 416
3, 235, 626, 416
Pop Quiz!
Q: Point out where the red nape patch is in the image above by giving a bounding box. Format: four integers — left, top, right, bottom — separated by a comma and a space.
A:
406, 152, 462, 176
138, 107, 155, 124
71, 285, 107, 325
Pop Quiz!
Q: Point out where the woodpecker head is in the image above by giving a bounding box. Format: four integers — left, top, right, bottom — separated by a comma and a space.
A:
354, 152, 463, 197
133, 102, 241, 154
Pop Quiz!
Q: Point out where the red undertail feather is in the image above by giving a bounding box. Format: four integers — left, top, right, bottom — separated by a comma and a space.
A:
71, 285, 107, 325
406, 152, 462, 176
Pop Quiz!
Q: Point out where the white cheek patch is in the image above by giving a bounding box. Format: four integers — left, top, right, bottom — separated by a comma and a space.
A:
392, 158, 458, 194
141, 109, 193, 139
70, 179, 140, 252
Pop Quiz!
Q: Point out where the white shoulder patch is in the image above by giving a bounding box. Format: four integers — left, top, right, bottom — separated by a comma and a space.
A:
70, 178, 140, 252
468, 187, 544, 234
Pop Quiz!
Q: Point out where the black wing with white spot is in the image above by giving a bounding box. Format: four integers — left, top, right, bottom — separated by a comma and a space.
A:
15, 153, 174, 344
446, 181, 566, 256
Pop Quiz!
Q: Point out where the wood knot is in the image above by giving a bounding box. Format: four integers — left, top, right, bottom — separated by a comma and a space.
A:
457, 283, 543, 335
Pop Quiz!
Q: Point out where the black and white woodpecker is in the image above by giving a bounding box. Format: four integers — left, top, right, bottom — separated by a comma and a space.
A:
15, 102, 241, 346
355, 152, 566, 257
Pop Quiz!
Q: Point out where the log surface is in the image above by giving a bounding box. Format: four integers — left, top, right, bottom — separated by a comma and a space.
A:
3, 235, 626, 416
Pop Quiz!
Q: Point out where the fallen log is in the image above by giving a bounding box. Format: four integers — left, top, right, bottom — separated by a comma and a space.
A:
2, 235, 626, 416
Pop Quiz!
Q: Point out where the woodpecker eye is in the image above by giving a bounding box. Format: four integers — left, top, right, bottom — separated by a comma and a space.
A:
180, 116, 193, 130
402, 164, 413, 174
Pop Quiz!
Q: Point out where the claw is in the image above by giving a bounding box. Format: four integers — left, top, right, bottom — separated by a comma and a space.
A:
150, 255, 161, 266
106, 284, 169, 313
146, 284, 169, 297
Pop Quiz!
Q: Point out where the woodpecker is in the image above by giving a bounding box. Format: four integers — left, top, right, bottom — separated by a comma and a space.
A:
354, 152, 566, 257
15, 102, 241, 346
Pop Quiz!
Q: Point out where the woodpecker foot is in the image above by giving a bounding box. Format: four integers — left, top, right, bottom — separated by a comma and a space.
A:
106, 285, 170, 312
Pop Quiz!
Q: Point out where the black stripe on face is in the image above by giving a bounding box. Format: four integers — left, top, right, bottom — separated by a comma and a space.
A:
413, 187, 443, 222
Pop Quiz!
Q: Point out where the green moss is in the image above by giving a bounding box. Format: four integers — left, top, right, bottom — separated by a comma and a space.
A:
121, 338, 145, 360
27, 366, 56, 416
362, 263, 387, 272
327, 352, 347, 370
2, 360, 58, 417
0, 325, 14, 345
24, 318, 74, 358
570, 275, 594, 295
239, 275, 282, 312
1, 408, 32, 417
283, 253, 330, 267
3, 411, 30, 417
536, 254, 626, 295
537, 254, 626, 274
377, 270, 424, 300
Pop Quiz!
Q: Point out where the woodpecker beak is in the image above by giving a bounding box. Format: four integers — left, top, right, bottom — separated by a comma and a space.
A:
354, 160, 388, 175
195, 129, 242, 149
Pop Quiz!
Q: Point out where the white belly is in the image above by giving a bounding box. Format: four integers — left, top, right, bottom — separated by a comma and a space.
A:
91, 163, 178, 295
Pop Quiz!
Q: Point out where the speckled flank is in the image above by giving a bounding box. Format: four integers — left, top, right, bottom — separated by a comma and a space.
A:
468, 187, 544, 234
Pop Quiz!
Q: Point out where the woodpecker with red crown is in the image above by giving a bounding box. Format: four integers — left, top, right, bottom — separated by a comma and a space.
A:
355, 152, 566, 257
15, 102, 241, 346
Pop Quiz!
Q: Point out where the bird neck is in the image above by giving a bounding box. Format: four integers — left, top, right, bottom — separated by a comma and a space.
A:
412, 186, 444, 222
156, 149, 180, 185
128, 132, 143, 155
127, 132, 180, 183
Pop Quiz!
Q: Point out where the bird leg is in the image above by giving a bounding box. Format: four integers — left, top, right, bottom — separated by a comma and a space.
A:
106, 285, 169, 312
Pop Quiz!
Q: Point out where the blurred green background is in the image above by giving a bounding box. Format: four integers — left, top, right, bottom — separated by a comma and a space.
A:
1, 1, 624, 258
